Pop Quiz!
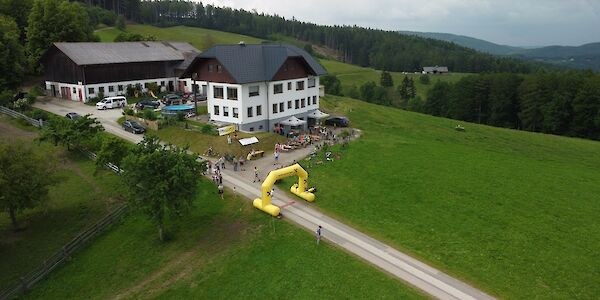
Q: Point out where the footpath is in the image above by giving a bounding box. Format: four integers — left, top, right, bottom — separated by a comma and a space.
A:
33, 99, 495, 300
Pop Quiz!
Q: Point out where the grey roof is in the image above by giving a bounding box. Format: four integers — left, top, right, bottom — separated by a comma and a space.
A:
51, 42, 200, 66
423, 66, 449, 72
182, 43, 327, 83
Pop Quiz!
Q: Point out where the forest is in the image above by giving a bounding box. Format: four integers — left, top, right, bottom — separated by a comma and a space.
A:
76, 0, 546, 74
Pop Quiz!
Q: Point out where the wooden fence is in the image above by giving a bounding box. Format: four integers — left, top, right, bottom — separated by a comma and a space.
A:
0, 106, 45, 127
0, 105, 127, 300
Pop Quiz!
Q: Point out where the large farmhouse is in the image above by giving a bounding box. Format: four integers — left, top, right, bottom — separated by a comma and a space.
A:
181, 43, 327, 132
41, 42, 200, 102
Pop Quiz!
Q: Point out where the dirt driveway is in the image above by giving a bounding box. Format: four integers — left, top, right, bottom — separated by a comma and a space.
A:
33, 98, 144, 144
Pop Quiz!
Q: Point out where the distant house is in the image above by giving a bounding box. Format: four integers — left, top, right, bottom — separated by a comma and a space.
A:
181, 43, 327, 132
41, 42, 200, 102
422, 66, 449, 74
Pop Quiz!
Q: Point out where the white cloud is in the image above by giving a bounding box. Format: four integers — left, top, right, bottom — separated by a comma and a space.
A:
198, 0, 600, 46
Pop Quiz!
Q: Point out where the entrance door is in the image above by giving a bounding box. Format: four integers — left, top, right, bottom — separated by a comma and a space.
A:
78, 89, 83, 102
168, 81, 174, 92
51, 85, 57, 97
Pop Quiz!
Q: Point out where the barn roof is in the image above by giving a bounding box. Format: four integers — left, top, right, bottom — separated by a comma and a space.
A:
48, 42, 200, 66
423, 66, 449, 72
181, 43, 327, 83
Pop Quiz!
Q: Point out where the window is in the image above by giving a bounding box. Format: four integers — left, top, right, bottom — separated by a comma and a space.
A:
223, 106, 229, 117
256, 105, 262, 116
279, 102, 284, 112
295, 99, 299, 109
214, 105, 220, 115
183, 81, 188, 86
273, 103, 278, 114
227, 87, 238, 100
249, 127, 255, 132
217, 65, 222, 73
287, 82, 292, 90
88, 87, 95, 94
109, 86, 114, 93
118, 85, 123, 91
308, 78, 316, 88
288, 100, 292, 109
274, 83, 283, 94
160, 81, 165, 86
247, 107, 253, 118
301, 98, 306, 108
214, 86, 224, 99
72, 87, 76, 93
208, 64, 214, 72
249, 85, 259, 97
313, 96, 317, 105
259, 125, 263, 130
99, 86, 105, 94
296, 81, 304, 90
233, 107, 239, 118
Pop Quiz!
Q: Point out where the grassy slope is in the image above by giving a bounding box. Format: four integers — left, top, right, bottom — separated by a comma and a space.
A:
23, 179, 424, 299
95, 27, 125, 42
320, 59, 469, 100
294, 95, 600, 299
0, 118, 124, 290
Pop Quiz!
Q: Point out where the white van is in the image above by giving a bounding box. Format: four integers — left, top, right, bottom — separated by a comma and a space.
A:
96, 96, 127, 110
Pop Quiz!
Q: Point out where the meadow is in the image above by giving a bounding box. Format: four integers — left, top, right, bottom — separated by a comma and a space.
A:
290, 95, 600, 299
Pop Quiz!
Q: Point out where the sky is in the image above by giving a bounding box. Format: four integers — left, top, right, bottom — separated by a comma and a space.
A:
200, 0, 600, 47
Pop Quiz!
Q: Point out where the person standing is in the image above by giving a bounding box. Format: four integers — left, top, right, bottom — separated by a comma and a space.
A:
274, 151, 279, 165
227, 134, 232, 145
253, 166, 260, 182
218, 183, 224, 199
316, 225, 322, 245
233, 157, 238, 171
220, 156, 226, 169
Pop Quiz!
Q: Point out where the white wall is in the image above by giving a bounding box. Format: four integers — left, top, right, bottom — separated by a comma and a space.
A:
45, 81, 85, 102
207, 82, 243, 124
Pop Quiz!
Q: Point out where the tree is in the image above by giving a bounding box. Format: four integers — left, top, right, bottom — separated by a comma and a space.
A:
38, 114, 104, 150
419, 74, 430, 85
0, 16, 25, 90
26, 0, 96, 73
0, 0, 34, 42
0, 141, 59, 230
303, 43, 314, 55
380, 70, 393, 87
121, 136, 207, 241
116, 14, 126, 30
95, 135, 130, 173
321, 74, 341, 95
424, 81, 451, 116
359, 81, 376, 101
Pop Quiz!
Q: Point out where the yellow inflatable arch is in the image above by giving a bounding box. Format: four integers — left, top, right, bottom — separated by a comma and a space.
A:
253, 163, 315, 217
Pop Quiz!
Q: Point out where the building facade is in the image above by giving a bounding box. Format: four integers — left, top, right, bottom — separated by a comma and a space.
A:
182, 43, 327, 132
41, 42, 200, 102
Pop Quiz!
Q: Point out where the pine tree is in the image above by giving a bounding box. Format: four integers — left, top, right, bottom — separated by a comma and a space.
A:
380, 70, 393, 87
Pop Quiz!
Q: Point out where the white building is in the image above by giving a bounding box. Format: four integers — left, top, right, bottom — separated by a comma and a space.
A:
40, 42, 200, 102
182, 43, 328, 132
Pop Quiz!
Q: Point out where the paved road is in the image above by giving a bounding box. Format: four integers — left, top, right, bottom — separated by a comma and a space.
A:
34, 99, 496, 300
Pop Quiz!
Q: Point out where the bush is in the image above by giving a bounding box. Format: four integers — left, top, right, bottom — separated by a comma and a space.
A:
419, 74, 430, 85
142, 109, 157, 121
176, 112, 185, 122
0, 90, 13, 106
31, 109, 49, 120
200, 124, 217, 135
12, 98, 30, 111
123, 107, 134, 116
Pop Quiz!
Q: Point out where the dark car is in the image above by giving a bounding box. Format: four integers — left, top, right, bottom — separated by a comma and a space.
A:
123, 120, 146, 134
65, 112, 81, 120
161, 94, 185, 105
135, 99, 160, 110
324, 116, 349, 127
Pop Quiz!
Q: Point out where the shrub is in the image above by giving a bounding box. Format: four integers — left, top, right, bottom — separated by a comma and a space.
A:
420, 74, 430, 85
200, 124, 217, 135
123, 107, 134, 116
31, 109, 49, 120
142, 108, 157, 121
176, 112, 185, 122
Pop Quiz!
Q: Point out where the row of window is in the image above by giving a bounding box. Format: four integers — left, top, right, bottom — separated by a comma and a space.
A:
273, 78, 316, 94
272, 96, 318, 114
214, 105, 261, 118
213, 86, 238, 100
88, 81, 174, 95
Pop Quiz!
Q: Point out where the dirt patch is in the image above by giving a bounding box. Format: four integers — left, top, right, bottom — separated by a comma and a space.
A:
0, 117, 37, 141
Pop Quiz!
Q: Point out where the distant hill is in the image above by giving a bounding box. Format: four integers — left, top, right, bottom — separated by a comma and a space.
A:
399, 31, 522, 55
400, 31, 600, 71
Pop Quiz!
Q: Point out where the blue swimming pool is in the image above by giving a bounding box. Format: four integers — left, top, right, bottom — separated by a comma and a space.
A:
161, 105, 195, 116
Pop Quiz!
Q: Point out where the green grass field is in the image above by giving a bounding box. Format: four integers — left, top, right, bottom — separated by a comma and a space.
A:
284, 95, 600, 299
320, 59, 469, 100
95, 27, 125, 42
0, 117, 124, 290
21, 176, 424, 299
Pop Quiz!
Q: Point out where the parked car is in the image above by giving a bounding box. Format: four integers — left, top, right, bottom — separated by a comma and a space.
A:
182, 92, 207, 102
324, 116, 350, 127
161, 94, 185, 105
65, 112, 81, 120
135, 99, 160, 110
96, 96, 127, 110
122, 120, 146, 134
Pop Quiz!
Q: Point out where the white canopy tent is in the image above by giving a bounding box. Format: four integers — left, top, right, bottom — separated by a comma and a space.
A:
279, 116, 307, 127
307, 109, 329, 119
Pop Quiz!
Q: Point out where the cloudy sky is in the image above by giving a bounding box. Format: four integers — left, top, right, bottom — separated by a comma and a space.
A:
201, 0, 600, 47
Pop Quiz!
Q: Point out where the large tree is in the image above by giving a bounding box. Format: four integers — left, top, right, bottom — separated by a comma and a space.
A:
95, 135, 130, 173
0, 0, 33, 42
26, 0, 96, 72
121, 136, 206, 241
0, 15, 25, 90
37, 114, 104, 150
0, 141, 59, 230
